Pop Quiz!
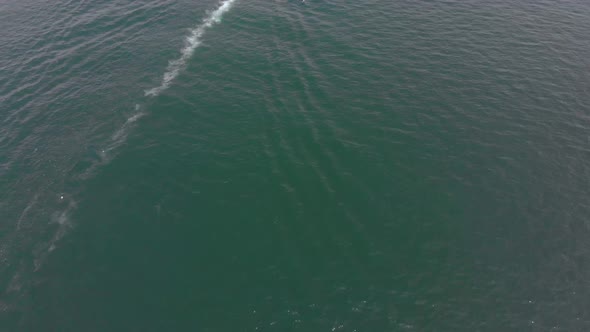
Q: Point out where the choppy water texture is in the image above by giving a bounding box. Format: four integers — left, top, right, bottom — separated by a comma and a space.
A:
1, 0, 590, 330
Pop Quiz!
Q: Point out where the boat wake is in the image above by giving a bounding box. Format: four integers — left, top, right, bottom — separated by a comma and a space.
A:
44, 0, 238, 255
32, 0, 239, 270
145, 0, 238, 97
2, 0, 240, 320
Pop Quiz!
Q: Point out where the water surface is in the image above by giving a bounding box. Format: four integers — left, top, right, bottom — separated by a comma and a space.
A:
1, 0, 590, 330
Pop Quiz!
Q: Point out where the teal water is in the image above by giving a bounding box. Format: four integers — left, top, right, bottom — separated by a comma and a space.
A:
2, 0, 590, 330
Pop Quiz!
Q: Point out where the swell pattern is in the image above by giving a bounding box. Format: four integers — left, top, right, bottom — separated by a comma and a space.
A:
145, 0, 238, 97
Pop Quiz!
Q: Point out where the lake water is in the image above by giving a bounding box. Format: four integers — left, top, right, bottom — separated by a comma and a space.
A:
1, 0, 590, 330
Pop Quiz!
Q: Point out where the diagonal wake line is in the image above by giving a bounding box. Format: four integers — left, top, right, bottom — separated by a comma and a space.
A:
145, 0, 238, 97
4, 1, 240, 302
33, 1, 239, 267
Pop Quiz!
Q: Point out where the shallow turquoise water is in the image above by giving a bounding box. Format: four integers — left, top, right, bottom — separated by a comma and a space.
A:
1, 0, 590, 330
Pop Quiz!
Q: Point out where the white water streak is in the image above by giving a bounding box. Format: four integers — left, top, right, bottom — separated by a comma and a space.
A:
145, 0, 238, 97
31, 0, 238, 269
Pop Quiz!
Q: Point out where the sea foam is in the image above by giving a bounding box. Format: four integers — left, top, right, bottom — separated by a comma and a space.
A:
145, 0, 238, 97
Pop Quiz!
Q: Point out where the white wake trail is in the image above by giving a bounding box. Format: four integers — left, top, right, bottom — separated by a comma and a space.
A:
145, 0, 238, 97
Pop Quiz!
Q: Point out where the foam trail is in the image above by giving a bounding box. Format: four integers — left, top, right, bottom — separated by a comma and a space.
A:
111, 108, 146, 142
30, 0, 239, 271
145, 0, 238, 97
